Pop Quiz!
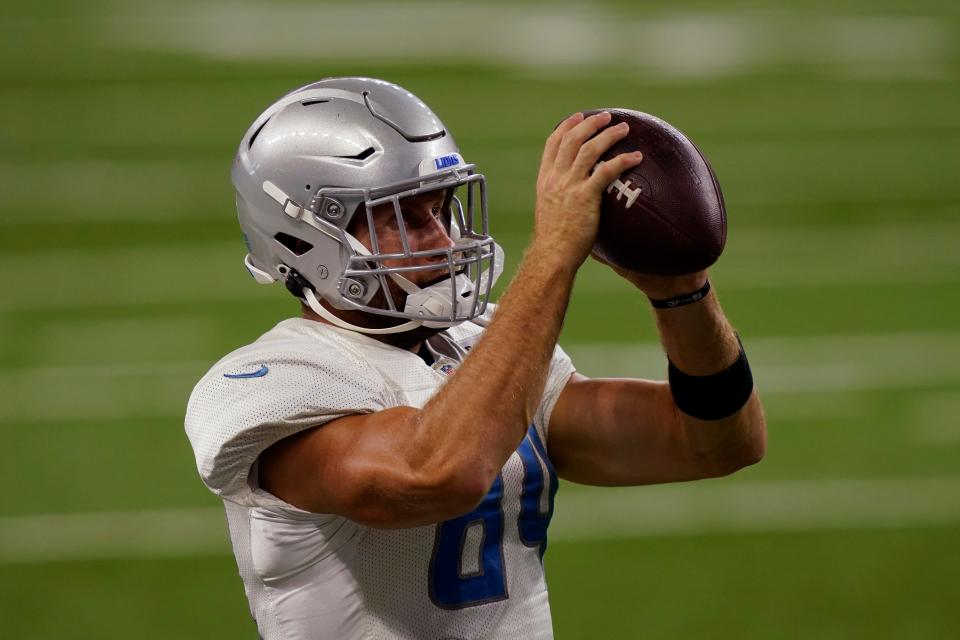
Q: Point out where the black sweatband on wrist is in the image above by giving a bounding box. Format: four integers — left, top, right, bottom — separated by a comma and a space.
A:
649, 280, 711, 309
667, 335, 754, 420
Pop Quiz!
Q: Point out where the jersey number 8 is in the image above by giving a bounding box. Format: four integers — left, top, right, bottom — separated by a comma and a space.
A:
428, 426, 557, 609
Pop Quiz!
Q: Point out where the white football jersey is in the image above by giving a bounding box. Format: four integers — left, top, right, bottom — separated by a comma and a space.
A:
185, 306, 575, 640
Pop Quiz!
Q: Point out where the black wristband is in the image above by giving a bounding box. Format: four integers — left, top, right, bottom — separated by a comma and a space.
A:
668, 335, 754, 420
649, 280, 711, 309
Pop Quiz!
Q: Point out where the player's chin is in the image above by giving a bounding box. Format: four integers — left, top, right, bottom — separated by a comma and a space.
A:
375, 264, 465, 314
419, 269, 460, 289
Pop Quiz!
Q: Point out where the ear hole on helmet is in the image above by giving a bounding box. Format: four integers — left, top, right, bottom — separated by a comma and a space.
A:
248, 118, 271, 149
274, 232, 314, 256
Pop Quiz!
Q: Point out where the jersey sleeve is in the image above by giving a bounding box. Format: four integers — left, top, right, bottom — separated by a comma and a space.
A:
534, 342, 576, 442
184, 347, 386, 509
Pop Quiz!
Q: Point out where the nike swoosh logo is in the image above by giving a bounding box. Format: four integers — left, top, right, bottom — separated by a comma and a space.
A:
223, 364, 269, 379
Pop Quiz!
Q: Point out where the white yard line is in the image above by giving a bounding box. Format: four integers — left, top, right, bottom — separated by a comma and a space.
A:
565, 331, 960, 393
0, 507, 230, 564
575, 266, 960, 292
24, 315, 226, 369
103, 3, 951, 80
0, 160, 221, 224
0, 361, 204, 423
4, 219, 960, 311
0, 243, 258, 313
551, 476, 960, 540
2, 330, 958, 424
2, 476, 958, 564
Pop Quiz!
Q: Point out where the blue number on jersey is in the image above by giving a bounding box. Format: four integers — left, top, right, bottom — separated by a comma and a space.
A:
429, 425, 557, 608
517, 426, 558, 558
429, 475, 507, 609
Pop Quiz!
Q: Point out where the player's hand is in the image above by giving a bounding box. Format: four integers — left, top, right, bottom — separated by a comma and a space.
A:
593, 250, 708, 300
532, 112, 644, 267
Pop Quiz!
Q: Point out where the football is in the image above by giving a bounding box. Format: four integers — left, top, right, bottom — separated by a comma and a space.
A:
584, 109, 726, 276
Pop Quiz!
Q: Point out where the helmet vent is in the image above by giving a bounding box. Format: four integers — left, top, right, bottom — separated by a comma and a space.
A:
248, 117, 270, 149
334, 146, 376, 161
362, 91, 446, 143
300, 99, 330, 107
274, 232, 314, 256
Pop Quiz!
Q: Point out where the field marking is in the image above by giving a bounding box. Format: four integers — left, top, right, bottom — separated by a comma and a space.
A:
103, 3, 951, 80
575, 265, 960, 292
570, 220, 960, 292
0, 159, 223, 224
565, 331, 960, 393
1, 166, 957, 226
2, 476, 958, 564
0, 360, 204, 423
0, 507, 230, 564
552, 475, 960, 540
0, 243, 258, 312
24, 315, 227, 369
2, 330, 959, 424
4, 218, 960, 311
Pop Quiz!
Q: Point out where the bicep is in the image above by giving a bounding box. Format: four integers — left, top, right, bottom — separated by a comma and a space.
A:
547, 374, 715, 486
258, 406, 467, 527
257, 407, 404, 514
258, 407, 489, 528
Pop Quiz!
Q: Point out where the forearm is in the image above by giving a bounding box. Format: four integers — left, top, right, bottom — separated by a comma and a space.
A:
650, 281, 766, 469
652, 287, 739, 375
409, 246, 576, 483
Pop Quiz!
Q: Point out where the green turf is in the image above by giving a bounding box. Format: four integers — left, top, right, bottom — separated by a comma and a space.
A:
2, 527, 957, 640
0, 556, 256, 640
547, 526, 960, 639
2, 0, 959, 637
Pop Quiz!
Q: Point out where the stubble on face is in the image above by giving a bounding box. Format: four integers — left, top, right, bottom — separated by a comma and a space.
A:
302, 190, 457, 350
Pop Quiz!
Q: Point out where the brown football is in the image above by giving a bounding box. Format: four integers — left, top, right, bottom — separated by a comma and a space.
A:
583, 109, 726, 275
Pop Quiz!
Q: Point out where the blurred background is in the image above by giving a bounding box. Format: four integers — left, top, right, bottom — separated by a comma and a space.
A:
2, 0, 959, 637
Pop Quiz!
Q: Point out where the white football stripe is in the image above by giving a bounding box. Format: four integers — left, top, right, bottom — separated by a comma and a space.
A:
0, 243, 252, 312
4, 218, 960, 311
0, 160, 222, 224
551, 475, 960, 540
1, 331, 959, 424
0, 507, 230, 564
565, 331, 960, 393
103, 3, 950, 80
2, 476, 958, 563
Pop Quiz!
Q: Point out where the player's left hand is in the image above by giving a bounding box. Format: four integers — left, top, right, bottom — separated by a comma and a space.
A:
592, 252, 708, 300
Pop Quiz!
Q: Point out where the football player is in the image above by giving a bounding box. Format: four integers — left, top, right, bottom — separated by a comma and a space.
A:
185, 77, 765, 640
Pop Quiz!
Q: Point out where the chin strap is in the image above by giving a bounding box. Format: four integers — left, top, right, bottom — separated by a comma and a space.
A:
304, 240, 503, 335
302, 288, 426, 335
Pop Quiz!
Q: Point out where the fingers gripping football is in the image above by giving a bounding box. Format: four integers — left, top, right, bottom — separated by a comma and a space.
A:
534, 112, 644, 267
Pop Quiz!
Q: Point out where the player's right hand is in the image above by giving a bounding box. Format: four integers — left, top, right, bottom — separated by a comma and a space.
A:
532, 111, 644, 267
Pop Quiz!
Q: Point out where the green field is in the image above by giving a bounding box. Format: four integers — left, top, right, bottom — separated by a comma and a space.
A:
2, 0, 959, 638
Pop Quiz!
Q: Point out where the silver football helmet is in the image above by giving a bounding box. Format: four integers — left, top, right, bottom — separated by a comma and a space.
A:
232, 77, 502, 334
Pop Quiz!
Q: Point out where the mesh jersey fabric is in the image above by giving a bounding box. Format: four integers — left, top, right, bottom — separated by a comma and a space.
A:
184, 305, 576, 640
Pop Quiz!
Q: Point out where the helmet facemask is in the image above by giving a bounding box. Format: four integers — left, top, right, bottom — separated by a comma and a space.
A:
259, 163, 503, 335
342, 170, 500, 326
